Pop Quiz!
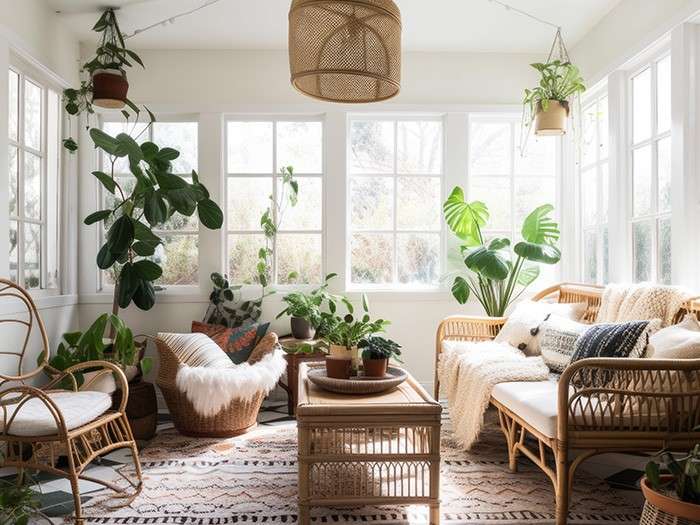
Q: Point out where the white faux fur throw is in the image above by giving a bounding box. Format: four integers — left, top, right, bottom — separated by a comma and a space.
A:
597, 283, 690, 327
176, 349, 287, 418
438, 340, 549, 449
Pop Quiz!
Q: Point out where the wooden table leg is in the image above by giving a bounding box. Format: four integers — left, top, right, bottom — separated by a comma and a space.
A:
429, 503, 440, 525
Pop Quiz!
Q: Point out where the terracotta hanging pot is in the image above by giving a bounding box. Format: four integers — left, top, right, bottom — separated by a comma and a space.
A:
640, 476, 700, 522
534, 99, 569, 136
92, 68, 129, 109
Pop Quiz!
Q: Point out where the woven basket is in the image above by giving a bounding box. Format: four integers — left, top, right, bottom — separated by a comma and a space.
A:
156, 340, 266, 437
640, 500, 700, 525
640, 477, 700, 525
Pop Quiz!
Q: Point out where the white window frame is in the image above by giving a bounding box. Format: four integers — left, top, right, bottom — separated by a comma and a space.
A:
224, 115, 326, 290
8, 64, 62, 294
579, 87, 610, 284
346, 114, 445, 292
97, 114, 200, 292
627, 50, 672, 284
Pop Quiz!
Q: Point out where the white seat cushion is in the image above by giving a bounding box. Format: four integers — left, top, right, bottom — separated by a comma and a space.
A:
0, 391, 113, 437
492, 379, 559, 438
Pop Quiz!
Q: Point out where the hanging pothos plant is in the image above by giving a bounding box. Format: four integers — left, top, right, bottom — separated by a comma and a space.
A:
443, 187, 561, 317
62, 8, 151, 152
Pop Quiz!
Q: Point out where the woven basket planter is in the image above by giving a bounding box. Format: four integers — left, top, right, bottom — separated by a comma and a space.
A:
640, 477, 700, 525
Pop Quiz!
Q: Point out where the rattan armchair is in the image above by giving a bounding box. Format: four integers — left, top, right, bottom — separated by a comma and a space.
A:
435, 282, 700, 525
0, 279, 142, 523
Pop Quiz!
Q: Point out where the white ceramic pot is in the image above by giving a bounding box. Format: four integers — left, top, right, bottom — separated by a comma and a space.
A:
81, 370, 117, 394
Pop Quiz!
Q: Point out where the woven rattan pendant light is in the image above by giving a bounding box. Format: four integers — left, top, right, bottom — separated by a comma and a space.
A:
288, 0, 402, 103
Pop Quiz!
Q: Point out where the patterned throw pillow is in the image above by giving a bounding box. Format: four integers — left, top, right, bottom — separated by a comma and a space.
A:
247, 332, 280, 365
191, 321, 233, 349
571, 319, 661, 363
225, 322, 270, 364
157, 332, 234, 369
539, 317, 590, 373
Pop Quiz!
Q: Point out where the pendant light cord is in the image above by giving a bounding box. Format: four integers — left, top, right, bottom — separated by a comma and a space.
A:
123, 0, 224, 39
486, 0, 561, 30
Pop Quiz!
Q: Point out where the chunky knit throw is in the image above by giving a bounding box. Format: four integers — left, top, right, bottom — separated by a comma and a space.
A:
597, 283, 690, 327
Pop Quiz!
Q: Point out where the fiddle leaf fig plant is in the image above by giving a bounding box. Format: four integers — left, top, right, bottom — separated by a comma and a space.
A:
444, 186, 561, 316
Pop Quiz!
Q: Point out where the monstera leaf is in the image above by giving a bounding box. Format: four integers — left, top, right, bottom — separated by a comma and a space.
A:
443, 187, 489, 246
514, 241, 561, 264
522, 204, 560, 244
464, 246, 510, 281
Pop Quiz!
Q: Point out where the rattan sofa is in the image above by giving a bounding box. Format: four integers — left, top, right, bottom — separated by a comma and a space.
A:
434, 282, 700, 525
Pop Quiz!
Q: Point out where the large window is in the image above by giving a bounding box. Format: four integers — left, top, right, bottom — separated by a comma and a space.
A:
347, 117, 443, 289
580, 91, 609, 284
100, 119, 199, 287
8, 67, 61, 291
629, 54, 672, 283
468, 115, 558, 278
226, 118, 323, 285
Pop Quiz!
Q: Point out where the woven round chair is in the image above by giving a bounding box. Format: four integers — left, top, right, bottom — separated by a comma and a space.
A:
156, 339, 268, 437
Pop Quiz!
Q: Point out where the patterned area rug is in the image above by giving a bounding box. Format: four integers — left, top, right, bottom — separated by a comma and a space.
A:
78, 410, 642, 524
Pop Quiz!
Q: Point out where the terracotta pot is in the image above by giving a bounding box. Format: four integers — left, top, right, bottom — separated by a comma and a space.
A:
329, 344, 359, 372
362, 357, 388, 378
534, 100, 569, 136
92, 68, 129, 109
641, 476, 700, 522
325, 356, 351, 380
290, 316, 316, 340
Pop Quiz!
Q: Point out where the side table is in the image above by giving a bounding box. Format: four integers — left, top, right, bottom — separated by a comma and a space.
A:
278, 337, 325, 416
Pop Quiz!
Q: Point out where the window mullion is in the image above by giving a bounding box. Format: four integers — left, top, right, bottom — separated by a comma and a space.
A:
392, 120, 398, 284
271, 121, 279, 285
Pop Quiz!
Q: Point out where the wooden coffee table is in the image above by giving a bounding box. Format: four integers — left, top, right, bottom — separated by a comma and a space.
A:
296, 363, 442, 524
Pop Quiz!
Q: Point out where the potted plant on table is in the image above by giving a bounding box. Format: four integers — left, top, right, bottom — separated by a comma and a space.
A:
358, 336, 402, 378
523, 59, 586, 136
641, 444, 700, 523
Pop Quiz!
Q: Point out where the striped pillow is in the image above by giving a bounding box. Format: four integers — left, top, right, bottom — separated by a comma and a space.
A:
157, 332, 235, 369
571, 319, 661, 363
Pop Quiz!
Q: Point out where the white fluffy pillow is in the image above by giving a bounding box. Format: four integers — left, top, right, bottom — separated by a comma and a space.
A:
495, 300, 588, 356
647, 314, 700, 359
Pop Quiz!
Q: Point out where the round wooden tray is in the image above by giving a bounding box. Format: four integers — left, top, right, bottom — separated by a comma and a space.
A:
307, 366, 408, 395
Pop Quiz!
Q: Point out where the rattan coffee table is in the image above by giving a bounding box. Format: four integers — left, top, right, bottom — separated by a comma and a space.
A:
297, 363, 442, 524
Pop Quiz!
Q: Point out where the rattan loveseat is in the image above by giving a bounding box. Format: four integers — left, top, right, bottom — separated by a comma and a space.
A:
435, 282, 700, 525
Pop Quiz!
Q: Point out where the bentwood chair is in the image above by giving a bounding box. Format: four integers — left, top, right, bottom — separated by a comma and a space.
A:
0, 279, 142, 522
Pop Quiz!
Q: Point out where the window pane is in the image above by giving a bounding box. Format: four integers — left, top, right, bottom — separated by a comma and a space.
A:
9, 221, 17, 283
153, 235, 199, 285
350, 233, 393, 284
633, 145, 652, 217
601, 162, 609, 223
581, 102, 598, 166
276, 233, 322, 284
396, 121, 442, 174
8, 146, 17, 216
396, 176, 441, 231
583, 230, 597, 284
277, 121, 322, 173
632, 67, 652, 144
8, 70, 18, 142
24, 223, 41, 289
470, 176, 510, 230
397, 233, 439, 285
152, 122, 198, 174
349, 120, 394, 174
227, 177, 272, 231
599, 96, 609, 159
514, 177, 556, 227
515, 136, 556, 176
657, 136, 672, 213
657, 55, 671, 134
227, 121, 272, 173
350, 176, 393, 230
228, 234, 267, 284
658, 217, 672, 284
279, 177, 322, 231
23, 79, 41, 150
470, 121, 510, 175
581, 167, 597, 227
633, 221, 652, 282
24, 152, 41, 220
602, 226, 609, 284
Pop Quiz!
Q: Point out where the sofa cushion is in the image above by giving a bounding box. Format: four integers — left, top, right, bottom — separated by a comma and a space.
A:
647, 314, 700, 359
571, 319, 661, 362
158, 332, 235, 369
540, 317, 590, 373
491, 379, 559, 437
0, 391, 113, 437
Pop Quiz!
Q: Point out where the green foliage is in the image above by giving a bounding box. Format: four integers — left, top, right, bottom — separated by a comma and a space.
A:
358, 336, 402, 362
276, 273, 350, 333
523, 59, 586, 116
319, 294, 389, 349
443, 186, 561, 316
0, 472, 46, 525
203, 272, 264, 328
88, 128, 222, 311
646, 444, 700, 505
62, 9, 151, 151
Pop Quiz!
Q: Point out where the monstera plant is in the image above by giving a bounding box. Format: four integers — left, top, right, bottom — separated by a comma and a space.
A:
443, 186, 561, 317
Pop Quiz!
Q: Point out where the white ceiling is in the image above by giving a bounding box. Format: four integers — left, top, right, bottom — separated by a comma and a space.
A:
48, 0, 622, 54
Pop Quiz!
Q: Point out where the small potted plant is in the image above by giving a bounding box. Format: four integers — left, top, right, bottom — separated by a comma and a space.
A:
523, 59, 586, 135
358, 336, 402, 377
641, 444, 700, 523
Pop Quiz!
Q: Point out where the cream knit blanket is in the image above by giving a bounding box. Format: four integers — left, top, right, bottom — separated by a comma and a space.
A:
438, 340, 549, 449
597, 283, 690, 327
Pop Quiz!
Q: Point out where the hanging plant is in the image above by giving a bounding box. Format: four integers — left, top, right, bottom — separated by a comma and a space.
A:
62, 8, 151, 152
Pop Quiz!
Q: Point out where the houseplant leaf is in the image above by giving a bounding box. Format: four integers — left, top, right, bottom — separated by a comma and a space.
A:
521, 204, 560, 244
443, 186, 488, 244
451, 276, 471, 304
514, 241, 561, 264
464, 247, 510, 281
197, 198, 224, 229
